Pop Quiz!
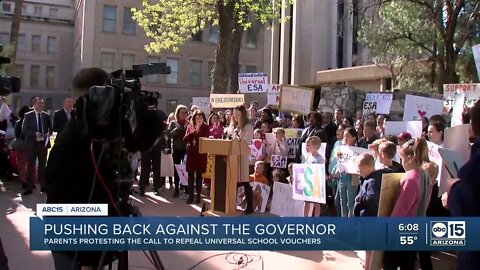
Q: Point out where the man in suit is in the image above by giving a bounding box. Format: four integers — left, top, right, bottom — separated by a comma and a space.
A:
22, 97, 52, 195
53, 96, 75, 134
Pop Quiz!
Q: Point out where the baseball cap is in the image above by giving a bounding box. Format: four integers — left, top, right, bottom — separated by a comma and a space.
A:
398, 132, 412, 141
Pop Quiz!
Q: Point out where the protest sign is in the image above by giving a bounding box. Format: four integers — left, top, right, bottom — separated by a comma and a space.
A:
443, 83, 480, 112
451, 92, 465, 127
279, 85, 314, 115
362, 93, 393, 116
426, 141, 443, 183
284, 128, 303, 159
402, 95, 444, 121
270, 155, 287, 168
336, 146, 373, 174
384, 121, 422, 139
191, 97, 210, 114
248, 139, 264, 161
473, 44, 480, 80
291, 164, 326, 204
210, 94, 245, 108
270, 182, 304, 217
202, 154, 214, 179
238, 73, 268, 93
237, 182, 271, 212
301, 142, 327, 163
174, 164, 188, 186
267, 84, 280, 105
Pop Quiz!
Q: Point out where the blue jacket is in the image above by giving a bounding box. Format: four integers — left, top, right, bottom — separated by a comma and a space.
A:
448, 139, 480, 270
354, 168, 391, 217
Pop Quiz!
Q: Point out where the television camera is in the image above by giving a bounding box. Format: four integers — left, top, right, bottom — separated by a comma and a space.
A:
0, 43, 21, 96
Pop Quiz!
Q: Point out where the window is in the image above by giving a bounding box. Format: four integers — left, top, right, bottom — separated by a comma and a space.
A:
246, 24, 258, 49
15, 65, 24, 80
100, 52, 115, 72
2, 2, 12, 12
246, 65, 257, 73
102, 5, 117, 33
32, 35, 41, 52
0, 33, 9, 44
208, 26, 219, 43
22, 5, 27, 14
33, 6, 42, 15
166, 100, 177, 115
122, 8, 136, 35
17, 34, 25, 51
49, 7, 58, 17
31, 65, 40, 88
121, 54, 135, 69
207, 61, 215, 86
147, 57, 161, 83
166, 58, 179, 84
46, 66, 55, 88
47, 36, 56, 54
189, 60, 202, 86
191, 30, 203, 42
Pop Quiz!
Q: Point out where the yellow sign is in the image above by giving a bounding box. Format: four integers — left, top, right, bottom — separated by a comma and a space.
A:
202, 154, 214, 178
210, 94, 245, 108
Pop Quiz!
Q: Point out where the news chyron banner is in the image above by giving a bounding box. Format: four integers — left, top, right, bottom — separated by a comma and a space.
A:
30, 216, 480, 251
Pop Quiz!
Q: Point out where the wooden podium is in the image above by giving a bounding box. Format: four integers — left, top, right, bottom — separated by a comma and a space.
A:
199, 138, 250, 215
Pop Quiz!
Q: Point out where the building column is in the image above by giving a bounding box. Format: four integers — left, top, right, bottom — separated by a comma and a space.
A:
342, 0, 353, 67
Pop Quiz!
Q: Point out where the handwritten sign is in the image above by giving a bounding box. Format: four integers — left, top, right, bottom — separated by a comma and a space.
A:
451, 92, 465, 127
402, 95, 443, 121
291, 164, 326, 204
270, 182, 304, 217
363, 93, 393, 116
473, 44, 480, 81
238, 73, 268, 93
443, 83, 480, 112
267, 84, 280, 105
384, 121, 422, 139
174, 164, 188, 186
191, 97, 210, 114
237, 182, 271, 212
426, 141, 443, 183
284, 128, 303, 159
210, 94, 245, 108
249, 139, 264, 161
270, 155, 287, 168
336, 146, 373, 174
279, 85, 314, 115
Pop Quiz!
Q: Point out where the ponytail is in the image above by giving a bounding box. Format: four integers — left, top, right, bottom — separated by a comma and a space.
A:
400, 138, 430, 166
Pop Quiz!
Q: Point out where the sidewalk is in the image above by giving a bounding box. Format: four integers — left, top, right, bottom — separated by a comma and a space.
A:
0, 180, 456, 270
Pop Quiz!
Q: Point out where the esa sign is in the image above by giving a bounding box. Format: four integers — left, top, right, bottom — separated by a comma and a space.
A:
238, 73, 268, 93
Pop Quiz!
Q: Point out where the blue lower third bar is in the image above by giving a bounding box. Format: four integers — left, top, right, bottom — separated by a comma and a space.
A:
29, 217, 480, 251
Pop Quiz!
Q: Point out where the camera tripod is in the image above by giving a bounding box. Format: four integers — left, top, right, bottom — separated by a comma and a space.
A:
97, 201, 165, 270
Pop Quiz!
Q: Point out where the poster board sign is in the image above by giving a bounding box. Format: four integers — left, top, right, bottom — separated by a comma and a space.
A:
191, 97, 210, 114
363, 93, 393, 116
202, 154, 214, 178
248, 139, 264, 161
279, 85, 314, 115
283, 129, 303, 159
336, 146, 373, 174
402, 95, 444, 121
473, 44, 480, 81
270, 182, 304, 217
270, 155, 287, 168
267, 84, 280, 105
451, 92, 465, 127
174, 164, 188, 186
384, 121, 422, 139
443, 83, 480, 112
301, 142, 327, 163
426, 141, 443, 183
438, 148, 466, 179
370, 173, 404, 270
238, 73, 268, 93
210, 94, 245, 108
291, 164, 326, 204
237, 182, 270, 212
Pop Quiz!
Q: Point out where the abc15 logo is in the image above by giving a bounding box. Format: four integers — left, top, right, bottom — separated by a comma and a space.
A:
430, 221, 466, 239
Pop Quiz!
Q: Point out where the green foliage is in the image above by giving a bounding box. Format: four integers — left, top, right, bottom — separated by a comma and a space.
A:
0, 43, 13, 75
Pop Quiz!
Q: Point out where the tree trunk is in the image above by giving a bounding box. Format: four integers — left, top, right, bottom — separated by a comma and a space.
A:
229, 20, 243, 94
212, 0, 234, 94
7, 0, 24, 75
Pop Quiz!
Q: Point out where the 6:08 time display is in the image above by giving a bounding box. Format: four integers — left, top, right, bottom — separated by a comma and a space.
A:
398, 223, 419, 232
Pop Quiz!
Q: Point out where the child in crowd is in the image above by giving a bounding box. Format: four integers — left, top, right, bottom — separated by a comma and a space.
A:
272, 169, 288, 184
271, 128, 288, 156
249, 161, 270, 186
378, 141, 405, 173
303, 136, 324, 217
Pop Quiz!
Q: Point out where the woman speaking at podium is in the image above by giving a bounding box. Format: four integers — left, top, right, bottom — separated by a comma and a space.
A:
228, 105, 254, 215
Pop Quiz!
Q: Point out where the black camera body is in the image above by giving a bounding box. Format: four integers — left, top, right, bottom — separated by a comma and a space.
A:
0, 43, 21, 96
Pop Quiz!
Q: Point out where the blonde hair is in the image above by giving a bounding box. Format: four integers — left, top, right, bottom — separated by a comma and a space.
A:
422, 161, 439, 181
357, 153, 375, 168
400, 138, 430, 166
306, 136, 321, 148
274, 127, 285, 135
379, 141, 397, 159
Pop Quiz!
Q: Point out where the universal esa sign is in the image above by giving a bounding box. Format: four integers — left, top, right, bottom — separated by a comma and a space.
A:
238, 73, 268, 93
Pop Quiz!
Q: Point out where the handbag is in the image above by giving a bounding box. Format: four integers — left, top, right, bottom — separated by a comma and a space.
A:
160, 152, 174, 177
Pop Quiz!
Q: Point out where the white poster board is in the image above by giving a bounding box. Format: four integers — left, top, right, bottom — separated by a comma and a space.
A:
402, 95, 444, 121
174, 164, 188, 186
270, 182, 304, 217
270, 155, 287, 168
291, 164, 326, 204
248, 139, 264, 161
237, 182, 270, 212
267, 84, 281, 106
191, 97, 210, 114
473, 44, 480, 81
336, 145, 373, 174
426, 141, 443, 183
210, 94, 245, 108
238, 73, 268, 93
363, 93, 393, 116
384, 121, 422, 139
443, 83, 480, 113
451, 92, 465, 127
279, 85, 314, 115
